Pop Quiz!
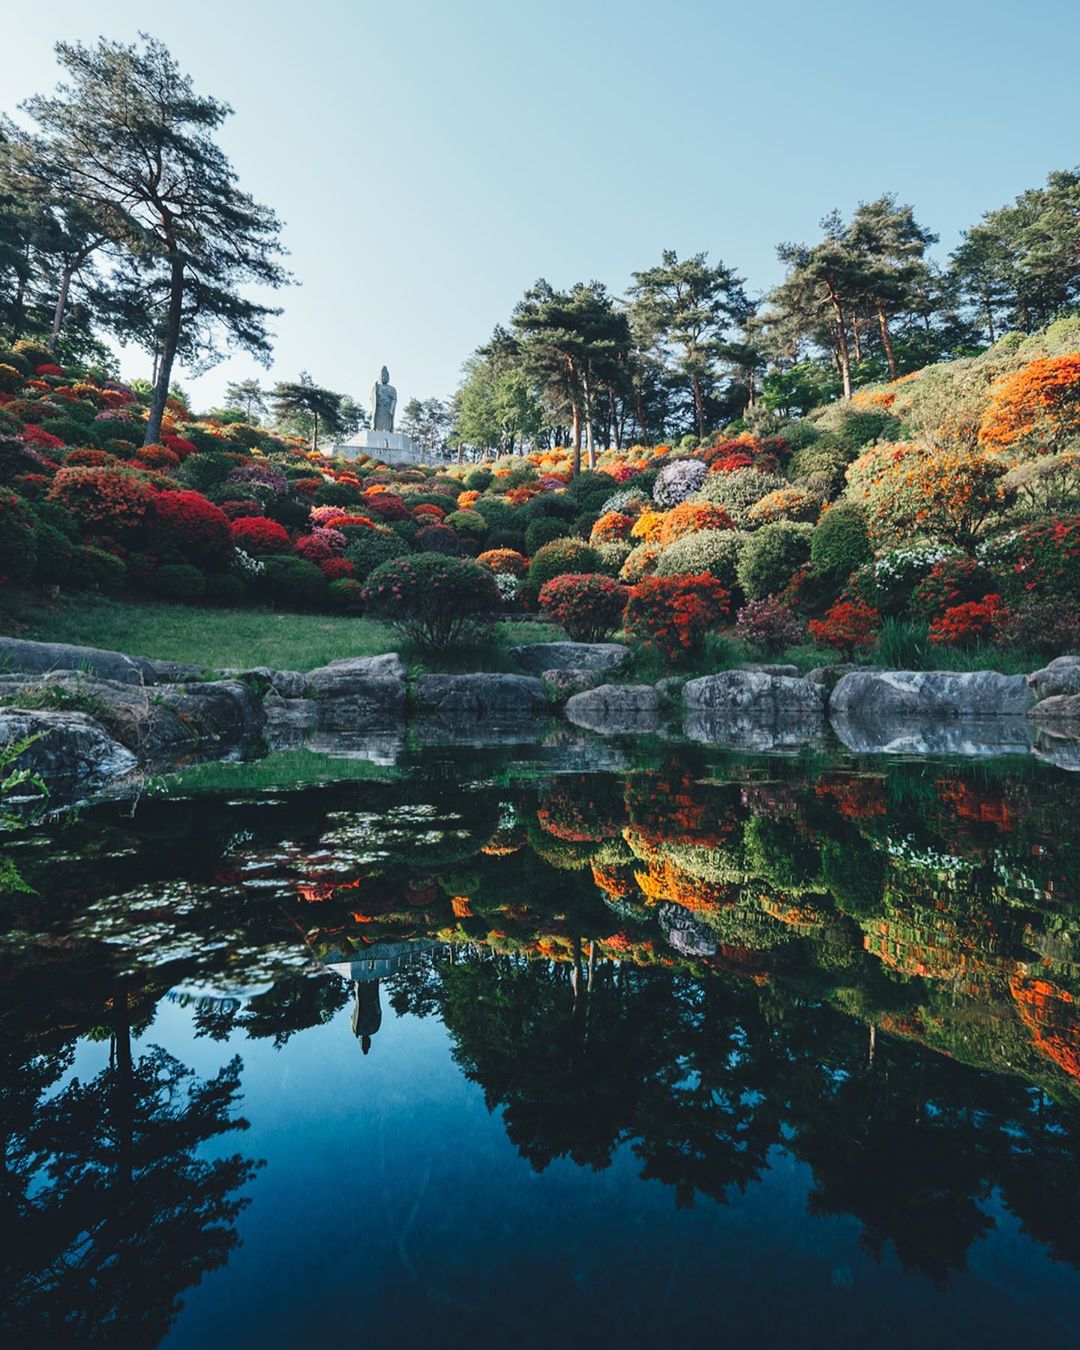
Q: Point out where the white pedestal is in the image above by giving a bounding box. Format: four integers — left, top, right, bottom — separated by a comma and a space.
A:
324, 429, 422, 465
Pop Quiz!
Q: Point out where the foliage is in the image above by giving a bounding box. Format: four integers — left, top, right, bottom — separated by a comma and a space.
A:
735, 521, 813, 600
733, 597, 807, 654
656, 501, 733, 546
978, 353, 1080, 457
694, 467, 788, 526
228, 515, 291, 556
910, 556, 998, 622
652, 457, 707, 506
46, 466, 153, 531
929, 595, 1004, 646
810, 502, 871, 577
528, 539, 600, 589
809, 599, 881, 658
654, 528, 746, 590
978, 516, 1080, 603
539, 573, 626, 642
362, 553, 502, 650
0, 491, 39, 582
623, 574, 729, 663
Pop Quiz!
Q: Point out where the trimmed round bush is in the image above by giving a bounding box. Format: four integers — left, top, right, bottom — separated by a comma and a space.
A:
363, 552, 501, 650
205, 573, 245, 606
0, 491, 39, 582
344, 528, 411, 580
259, 556, 328, 608
464, 468, 493, 491
733, 597, 807, 654
329, 577, 366, 612
539, 573, 626, 642
72, 545, 126, 591
810, 503, 871, 577
445, 508, 488, 538
151, 490, 233, 565
528, 539, 600, 590
655, 529, 748, 590
152, 563, 207, 601
477, 548, 528, 576
594, 541, 632, 576
623, 573, 730, 663
415, 523, 461, 554
736, 521, 813, 600
33, 521, 73, 584
525, 516, 570, 554
694, 467, 788, 526
229, 514, 291, 555
653, 458, 708, 506
47, 466, 154, 532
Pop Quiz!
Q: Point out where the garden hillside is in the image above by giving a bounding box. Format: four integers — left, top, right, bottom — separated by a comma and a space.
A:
1, 320, 1078, 672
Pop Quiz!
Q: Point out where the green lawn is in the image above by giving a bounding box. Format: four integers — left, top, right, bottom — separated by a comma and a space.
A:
3, 594, 565, 672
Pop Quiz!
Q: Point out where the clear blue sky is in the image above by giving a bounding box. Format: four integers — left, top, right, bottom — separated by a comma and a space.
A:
3, 0, 1079, 414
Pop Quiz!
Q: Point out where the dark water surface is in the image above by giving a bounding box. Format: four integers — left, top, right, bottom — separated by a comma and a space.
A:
3, 739, 1080, 1347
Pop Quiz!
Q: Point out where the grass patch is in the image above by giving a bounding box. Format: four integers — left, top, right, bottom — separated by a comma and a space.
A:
3, 594, 569, 674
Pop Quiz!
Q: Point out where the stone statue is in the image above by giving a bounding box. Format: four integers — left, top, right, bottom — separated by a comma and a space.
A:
370, 365, 397, 432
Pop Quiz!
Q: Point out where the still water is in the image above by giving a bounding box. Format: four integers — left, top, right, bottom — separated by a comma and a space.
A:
3, 739, 1080, 1347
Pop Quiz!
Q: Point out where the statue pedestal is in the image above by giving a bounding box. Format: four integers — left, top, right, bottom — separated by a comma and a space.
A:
324, 429, 422, 465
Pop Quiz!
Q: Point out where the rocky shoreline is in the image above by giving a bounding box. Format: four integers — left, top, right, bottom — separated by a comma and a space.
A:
1, 636, 1078, 798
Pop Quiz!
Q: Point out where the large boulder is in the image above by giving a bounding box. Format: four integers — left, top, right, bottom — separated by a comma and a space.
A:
1028, 659, 1080, 701
1029, 693, 1080, 722
829, 669, 1035, 720
413, 673, 549, 720
225, 667, 310, 698
0, 636, 147, 685
0, 709, 136, 786
831, 713, 1034, 758
509, 642, 628, 675
564, 683, 660, 735
306, 653, 407, 694
683, 670, 826, 715
542, 669, 602, 700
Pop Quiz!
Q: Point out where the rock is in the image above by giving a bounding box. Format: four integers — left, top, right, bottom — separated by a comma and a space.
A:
137, 657, 209, 683
683, 670, 826, 715
804, 664, 857, 691
655, 676, 688, 700
1029, 693, 1080, 722
737, 663, 800, 678
683, 710, 827, 751
0, 636, 146, 685
0, 673, 264, 760
306, 652, 406, 690
413, 673, 549, 720
1044, 655, 1080, 669
0, 709, 136, 785
659, 905, 717, 958
1028, 663, 1080, 700
564, 683, 660, 735
829, 669, 1035, 720
542, 669, 602, 700
226, 667, 310, 698
509, 642, 628, 675
830, 713, 1034, 758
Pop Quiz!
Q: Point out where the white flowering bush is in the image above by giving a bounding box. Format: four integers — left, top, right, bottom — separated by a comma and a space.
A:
653, 458, 707, 507
232, 548, 265, 578
849, 544, 962, 613
494, 572, 519, 604
693, 467, 788, 526
600, 487, 650, 516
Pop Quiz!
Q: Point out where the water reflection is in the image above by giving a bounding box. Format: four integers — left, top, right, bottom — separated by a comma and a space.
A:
2, 745, 1080, 1340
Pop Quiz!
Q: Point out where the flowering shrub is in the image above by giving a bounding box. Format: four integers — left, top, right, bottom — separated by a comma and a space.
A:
227, 463, 288, 497
630, 509, 666, 541
0, 491, 38, 581
151, 490, 232, 564
620, 542, 661, 582
809, 599, 880, 658
623, 573, 729, 663
656, 501, 733, 547
229, 514, 291, 555
747, 487, 818, 526
910, 556, 998, 622
979, 353, 1080, 457
62, 447, 111, 467
22, 424, 65, 449
47, 466, 153, 530
849, 545, 961, 615
494, 572, 519, 606
319, 557, 355, 581
994, 595, 1080, 655
539, 573, 626, 641
363, 491, 412, 521
476, 548, 528, 576
415, 522, 461, 554
293, 527, 347, 564
654, 528, 746, 589
599, 488, 649, 516
652, 457, 707, 506
362, 552, 501, 650
694, 467, 788, 526
589, 511, 635, 545
978, 516, 1080, 603
929, 594, 1004, 646
528, 539, 600, 589
734, 597, 807, 654
134, 443, 182, 471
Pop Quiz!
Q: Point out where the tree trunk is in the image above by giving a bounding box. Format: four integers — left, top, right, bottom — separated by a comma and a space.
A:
828, 289, 853, 401
310, 409, 319, 454
570, 402, 582, 476
145, 257, 185, 445
876, 302, 898, 380
691, 373, 705, 437
582, 371, 595, 470
50, 265, 75, 344
635, 384, 649, 446
851, 315, 863, 365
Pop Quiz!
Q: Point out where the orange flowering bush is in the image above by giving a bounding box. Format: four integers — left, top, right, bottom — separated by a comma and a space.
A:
589, 510, 635, 545
47, 466, 154, 531
808, 599, 880, 658
979, 353, 1080, 457
622, 573, 729, 663
630, 508, 666, 541
746, 487, 818, 526
476, 548, 528, 576
656, 501, 733, 547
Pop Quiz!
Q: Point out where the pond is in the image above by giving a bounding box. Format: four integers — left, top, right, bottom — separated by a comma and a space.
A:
3, 738, 1080, 1347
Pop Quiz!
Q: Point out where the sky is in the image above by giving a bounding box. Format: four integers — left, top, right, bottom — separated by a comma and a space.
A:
3, 0, 1079, 415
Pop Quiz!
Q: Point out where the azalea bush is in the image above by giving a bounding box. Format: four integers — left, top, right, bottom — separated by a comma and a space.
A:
929, 594, 1004, 647
909, 556, 998, 622
656, 500, 733, 547
229, 514, 291, 555
735, 521, 813, 601
47, 466, 153, 531
653, 458, 707, 506
150, 489, 232, 565
622, 573, 729, 664
362, 552, 502, 650
978, 516, 1080, 603
734, 597, 807, 654
539, 573, 625, 642
809, 599, 880, 659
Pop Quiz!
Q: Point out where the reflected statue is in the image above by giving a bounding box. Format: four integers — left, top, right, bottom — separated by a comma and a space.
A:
370, 366, 397, 432
352, 979, 382, 1055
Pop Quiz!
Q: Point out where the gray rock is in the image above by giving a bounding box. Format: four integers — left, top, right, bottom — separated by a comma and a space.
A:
307, 652, 406, 687
564, 683, 660, 735
542, 669, 602, 700
737, 663, 800, 678
659, 905, 717, 958
1044, 655, 1080, 669
804, 664, 857, 691
0, 709, 136, 785
0, 636, 146, 685
1029, 693, 1080, 722
509, 642, 628, 675
683, 670, 826, 715
413, 673, 549, 719
226, 667, 310, 698
831, 713, 1034, 758
829, 669, 1035, 720
1028, 664, 1080, 700
138, 657, 209, 683
655, 676, 688, 700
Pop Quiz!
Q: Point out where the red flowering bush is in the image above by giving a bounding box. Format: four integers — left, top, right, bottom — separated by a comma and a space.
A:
293, 527, 347, 563
22, 424, 65, 449
809, 599, 880, 658
412, 502, 445, 521
229, 514, 291, 555
161, 433, 197, 458
477, 548, 528, 576
982, 516, 1080, 604
151, 490, 232, 564
363, 491, 411, 521
34, 363, 64, 378
733, 597, 807, 654
929, 594, 1004, 646
220, 498, 261, 519
539, 573, 626, 641
62, 447, 111, 467
910, 556, 997, 622
319, 557, 355, 581
623, 573, 730, 663
134, 443, 181, 471
47, 466, 153, 530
